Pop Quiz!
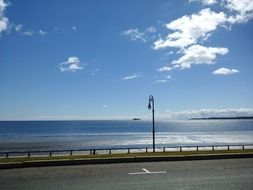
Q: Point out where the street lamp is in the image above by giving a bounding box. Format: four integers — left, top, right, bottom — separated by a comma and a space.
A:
148, 95, 155, 153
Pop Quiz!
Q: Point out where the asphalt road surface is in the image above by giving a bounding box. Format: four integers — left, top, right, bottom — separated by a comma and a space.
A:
1, 158, 253, 190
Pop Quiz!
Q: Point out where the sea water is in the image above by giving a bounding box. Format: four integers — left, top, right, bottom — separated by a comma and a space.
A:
0, 120, 253, 151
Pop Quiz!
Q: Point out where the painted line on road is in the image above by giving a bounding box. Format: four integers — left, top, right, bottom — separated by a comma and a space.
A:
128, 168, 167, 175
142, 168, 150, 173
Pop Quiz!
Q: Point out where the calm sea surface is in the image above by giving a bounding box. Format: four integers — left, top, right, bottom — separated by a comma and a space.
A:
1, 120, 253, 151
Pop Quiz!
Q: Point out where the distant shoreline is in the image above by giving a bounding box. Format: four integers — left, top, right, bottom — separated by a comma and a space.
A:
191, 116, 253, 120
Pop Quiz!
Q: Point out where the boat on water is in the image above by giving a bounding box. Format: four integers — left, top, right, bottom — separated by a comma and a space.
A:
132, 118, 141, 121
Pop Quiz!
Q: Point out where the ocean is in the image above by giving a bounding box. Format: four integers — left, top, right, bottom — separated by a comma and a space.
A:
1, 120, 253, 151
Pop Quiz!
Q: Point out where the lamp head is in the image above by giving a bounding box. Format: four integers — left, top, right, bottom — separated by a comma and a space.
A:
148, 102, 151, 110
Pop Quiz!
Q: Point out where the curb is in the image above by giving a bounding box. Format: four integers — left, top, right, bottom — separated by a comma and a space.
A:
1, 152, 253, 169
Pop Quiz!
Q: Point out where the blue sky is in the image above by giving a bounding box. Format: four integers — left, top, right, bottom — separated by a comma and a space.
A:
0, 0, 253, 120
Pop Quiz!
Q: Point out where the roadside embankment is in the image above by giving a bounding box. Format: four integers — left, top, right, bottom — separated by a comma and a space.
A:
1, 149, 253, 169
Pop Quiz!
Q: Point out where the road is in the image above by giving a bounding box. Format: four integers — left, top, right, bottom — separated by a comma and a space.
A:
0, 158, 253, 190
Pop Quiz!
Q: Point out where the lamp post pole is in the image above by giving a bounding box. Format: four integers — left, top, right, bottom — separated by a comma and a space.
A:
148, 95, 155, 153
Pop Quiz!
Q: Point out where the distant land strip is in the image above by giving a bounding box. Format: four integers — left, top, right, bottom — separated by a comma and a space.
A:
191, 116, 253, 120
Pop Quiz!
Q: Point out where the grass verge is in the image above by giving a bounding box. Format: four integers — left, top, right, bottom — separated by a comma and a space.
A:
1, 149, 253, 164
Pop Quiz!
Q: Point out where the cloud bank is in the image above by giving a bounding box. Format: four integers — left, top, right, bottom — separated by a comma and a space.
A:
172, 45, 229, 69
166, 108, 253, 119
153, 0, 253, 76
226, 0, 253, 24
120, 1, 253, 80
154, 8, 227, 49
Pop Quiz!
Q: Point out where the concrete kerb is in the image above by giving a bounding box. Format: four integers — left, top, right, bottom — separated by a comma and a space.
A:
1, 152, 253, 170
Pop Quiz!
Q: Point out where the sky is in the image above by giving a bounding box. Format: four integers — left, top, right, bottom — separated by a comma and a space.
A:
0, 0, 253, 120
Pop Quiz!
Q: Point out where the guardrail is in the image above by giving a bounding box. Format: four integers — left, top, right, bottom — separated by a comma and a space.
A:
1, 144, 253, 158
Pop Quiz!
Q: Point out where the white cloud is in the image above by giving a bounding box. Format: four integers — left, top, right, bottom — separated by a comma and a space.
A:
122, 26, 158, 43
0, 0, 49, 37
172, 45, 229, 69
38, 30, 47, 36
0, 0, 8, 34
121, 28, 146, 42
13, 24, 47, 37
157, 66, 173, 72
122, 74, 141, 80
0, 0, 6, 12
153, 0, 253, 75
15, 24, 23, 32
189, 0, 218, 5
213, 67, 239, 75
187, 0, 253, 24
146, 26, 156, 33
59, 56, 84, 72
166, 51, 174, 55
225, 0, 253, 24
166, 108, 253, 119
155, 76, 172, 83
155, 79, 167, 83
151, 0, 253, 79
22, 31, 33, 36
153, 8, 227, 49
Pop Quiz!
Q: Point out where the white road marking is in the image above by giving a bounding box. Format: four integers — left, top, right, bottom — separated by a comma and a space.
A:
142, 168, 150, 173
128, 168, 167, 175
